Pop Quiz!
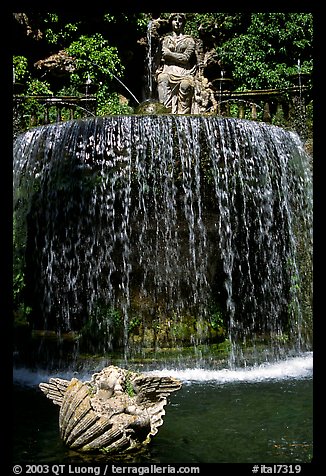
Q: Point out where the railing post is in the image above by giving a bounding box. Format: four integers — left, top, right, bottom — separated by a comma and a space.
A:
238, 101, 245, 119
262, 102, 271, 122
56, 105, 62, 122
251, 103, 257, 121
44, 103, 50, 124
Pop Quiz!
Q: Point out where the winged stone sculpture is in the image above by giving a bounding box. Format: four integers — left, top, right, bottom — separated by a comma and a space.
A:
39, 365, 182, 454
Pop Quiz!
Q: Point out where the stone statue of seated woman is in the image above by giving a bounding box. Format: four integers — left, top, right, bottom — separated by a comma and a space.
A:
155, 13, 198, 114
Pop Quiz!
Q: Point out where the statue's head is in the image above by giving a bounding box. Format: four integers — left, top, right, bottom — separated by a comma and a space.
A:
168, 13, 186, 25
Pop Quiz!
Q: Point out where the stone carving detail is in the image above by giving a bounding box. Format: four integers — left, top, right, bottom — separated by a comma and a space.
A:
150, 13, 222, 114
39, 365, 182, 454
155, 13, 197, 114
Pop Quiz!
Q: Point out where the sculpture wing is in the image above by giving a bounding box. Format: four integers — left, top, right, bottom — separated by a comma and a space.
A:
39, 377, 71, 406
132, 375, 182, 405
131, 374, 182, 437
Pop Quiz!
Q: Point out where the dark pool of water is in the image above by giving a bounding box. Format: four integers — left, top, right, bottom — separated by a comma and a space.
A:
12, 361, 313, 464
151, 378, 313, 463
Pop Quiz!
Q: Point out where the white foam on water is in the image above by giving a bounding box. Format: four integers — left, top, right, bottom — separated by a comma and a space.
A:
146, 352, 313, 384
13, 352, 313, 388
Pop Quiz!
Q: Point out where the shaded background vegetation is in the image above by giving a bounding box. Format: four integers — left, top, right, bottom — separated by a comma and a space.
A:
12, 12, 313, 117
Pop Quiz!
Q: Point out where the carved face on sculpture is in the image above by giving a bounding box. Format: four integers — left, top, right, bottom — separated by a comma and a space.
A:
169, 13, 186, 33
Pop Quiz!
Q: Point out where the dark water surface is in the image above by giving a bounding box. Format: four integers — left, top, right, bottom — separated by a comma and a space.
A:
151, 378, 312, 463
12, 354, 313, 464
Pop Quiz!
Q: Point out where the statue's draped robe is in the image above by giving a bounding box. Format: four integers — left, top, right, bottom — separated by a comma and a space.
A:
156, 34, 196, 114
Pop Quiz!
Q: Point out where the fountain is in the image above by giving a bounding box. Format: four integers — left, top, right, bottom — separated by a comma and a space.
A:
12, 16, 313, 463
13, 114, 313, 368
146, 20, 154, 100
13, 14, 313, 370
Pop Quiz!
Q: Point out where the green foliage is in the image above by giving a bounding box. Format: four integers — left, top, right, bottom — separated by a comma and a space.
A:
136, 13, 153, 31
96, 90, 134, 116
272, 103, 287, 128
13, 269, 25, 304
128, 315, 142, 333
13, 12, 313, 126
171, 317, 196, 342
150, 12, 312, 92
103, 12, 151, 33
14, 14, 143, 124
124, 371, 135, 397
185, 13, 246, 42
13, 56, 29, 82
65, 33, 132, 116
67, 33, 124, 84
26, 78, 53, 95
209, 310, 226, 336
215, 13, 313, 90
79, 303, 123, 352
13, 202, 31, 319
21, 79, 54, 126
13, 249, 32, 326
14, 303, 32, 328
43, 13, 81, 46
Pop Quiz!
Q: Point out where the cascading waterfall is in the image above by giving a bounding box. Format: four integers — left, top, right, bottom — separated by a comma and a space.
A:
146, 20, 153, 99
203, 118, 313, 365
13, 115, 312, 367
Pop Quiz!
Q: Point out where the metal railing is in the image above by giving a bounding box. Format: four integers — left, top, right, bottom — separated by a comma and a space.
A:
13, 84, 311, 140
212, 84, 311, 140
13, 93, 97, 138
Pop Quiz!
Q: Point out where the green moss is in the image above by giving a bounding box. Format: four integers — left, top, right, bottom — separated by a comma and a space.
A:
134, 100, 170, 115
124, 371, 135, 397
